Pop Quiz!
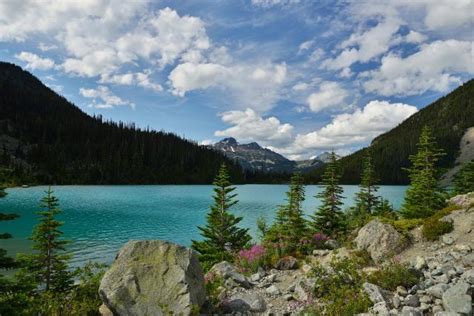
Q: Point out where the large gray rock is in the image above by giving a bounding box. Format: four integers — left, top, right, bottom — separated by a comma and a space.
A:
208, 261, 251, 288
363, 282, 392, 305
99, 240, 205, 316
442, 281, 472, 315
426, 284, 450, 298
448, 192, 474, 208
355, 220, 407, 263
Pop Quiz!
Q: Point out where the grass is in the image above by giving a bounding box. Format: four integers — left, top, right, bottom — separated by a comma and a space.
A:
367, 262, 420, 291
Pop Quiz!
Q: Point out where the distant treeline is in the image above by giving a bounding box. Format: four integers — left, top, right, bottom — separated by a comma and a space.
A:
305, 79, 474, 184
0, 62, 288, 185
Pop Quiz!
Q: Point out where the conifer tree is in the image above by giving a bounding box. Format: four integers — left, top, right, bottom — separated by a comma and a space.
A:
21, 187, 73, 293
192, 164, 251, 270
311, 152, 345, 237
353, 149, 380, 216
453, 160, 474, 195
401, 126, 446, 218
268, 172, 307, 252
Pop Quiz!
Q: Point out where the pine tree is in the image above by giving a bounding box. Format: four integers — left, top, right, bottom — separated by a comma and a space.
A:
21, 187, 73, 293
268, 172, 308, 252
401, 126, 446, 218
353, 149, 380, 216
192, 164, 251, 270
311, 152, 345, 237
453, 160, 474, 195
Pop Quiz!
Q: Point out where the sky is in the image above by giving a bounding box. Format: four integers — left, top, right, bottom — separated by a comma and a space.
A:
0, 0, 472, 160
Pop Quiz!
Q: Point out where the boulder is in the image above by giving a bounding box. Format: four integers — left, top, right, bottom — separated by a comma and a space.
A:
221, 293, 266, 313
442, 281, 472, 315
363, 282, 392, 305
275, 256, 298, 270
448, 192, 474, 208
426, 284, 450, 298
355, 220, 407, 263
208, 261, 251, 288
99, 240, 205, 316
324, 239, 340, 249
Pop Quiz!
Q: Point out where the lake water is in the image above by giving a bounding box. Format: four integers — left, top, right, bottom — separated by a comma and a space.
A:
0, 185, 407, 267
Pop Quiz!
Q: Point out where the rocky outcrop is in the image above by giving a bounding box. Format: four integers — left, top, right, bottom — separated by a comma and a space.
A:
449, 192, 474, 209
99, 240, 205, 316
355, 220, 407, 263
208, 261, 251, 288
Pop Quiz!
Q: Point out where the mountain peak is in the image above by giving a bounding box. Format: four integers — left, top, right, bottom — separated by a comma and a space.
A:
218, 137, 238, 146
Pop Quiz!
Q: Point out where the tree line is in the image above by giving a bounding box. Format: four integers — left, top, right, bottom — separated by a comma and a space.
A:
192, 126, 474, 269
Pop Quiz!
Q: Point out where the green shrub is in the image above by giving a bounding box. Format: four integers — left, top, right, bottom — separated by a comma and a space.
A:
392, 218, 423, 232
204, 272, 223, 307
308, 257, 372, 315
422, 217, 453, 241
351, 249, 374, 267
367, 262, 420, 291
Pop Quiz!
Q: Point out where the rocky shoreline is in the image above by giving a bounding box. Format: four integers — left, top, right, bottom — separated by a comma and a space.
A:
98, 193, 473, 315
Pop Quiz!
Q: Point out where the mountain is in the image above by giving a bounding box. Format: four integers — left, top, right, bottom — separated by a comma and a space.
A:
306, 79, 474, 184
0, 62, 276, 185
209, 138, 324, 173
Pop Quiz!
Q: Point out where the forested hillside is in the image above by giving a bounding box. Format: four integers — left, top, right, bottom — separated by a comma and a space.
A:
306, 79, 474, 184
0, 62, 279, 184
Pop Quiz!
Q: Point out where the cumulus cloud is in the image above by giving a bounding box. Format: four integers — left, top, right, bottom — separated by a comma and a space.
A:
99, 71, 163, 92
322, 17, 401, 71
169, 62, 287, 112
307, 81, 348, 113
363, 40, 473, 96
271, 100, 417, 158
215, 108, 294, 147
169, 63, 229, 96
79, 86, 133, 109
15, 51, 55, 70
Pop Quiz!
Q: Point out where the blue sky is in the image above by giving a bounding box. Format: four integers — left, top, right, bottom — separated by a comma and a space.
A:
0, 0, 472, 160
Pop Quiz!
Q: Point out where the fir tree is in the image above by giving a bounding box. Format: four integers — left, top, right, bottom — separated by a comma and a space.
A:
268, 173, 308, 252
311, 152, 345, 237
192, 164, 251, 270
20, 187, 73, 293
453, 160, 474, 195
401, 126, 446, 219
353, 149, 380, 216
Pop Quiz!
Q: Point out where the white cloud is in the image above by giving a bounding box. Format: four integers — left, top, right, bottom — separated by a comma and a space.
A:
199, 139, 214, 146
322, 17, 401, 70
298, 40, 314, 53
421, 0, 473, 31
99, 71, 163, 92
15, 51, 55, 70
215, 108, 294, 147
38, 42, 57, 51
273, 100, 418, 157
251, 0, 301, 7
363, 40, 473, 96
169, 63, 229, 96
79, 85, 133, 109
404, 30, 427, 44
169, 62, 287, 112
307, 81, 348, 113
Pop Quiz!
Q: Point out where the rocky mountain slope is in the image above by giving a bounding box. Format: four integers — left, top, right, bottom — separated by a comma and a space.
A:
209, 137, 326, 173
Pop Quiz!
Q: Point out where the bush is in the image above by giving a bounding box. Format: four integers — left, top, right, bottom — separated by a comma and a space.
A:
422, 218, 453, 241
392, 218, 424, 232
308, 258, 372, 315
312, 231, 329, 249
204, 272, 223, 307
235, 244, 266, 273
367, 262, 420, 291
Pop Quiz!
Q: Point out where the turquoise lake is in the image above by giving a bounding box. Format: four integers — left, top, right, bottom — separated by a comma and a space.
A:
0, 185, 407, 267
